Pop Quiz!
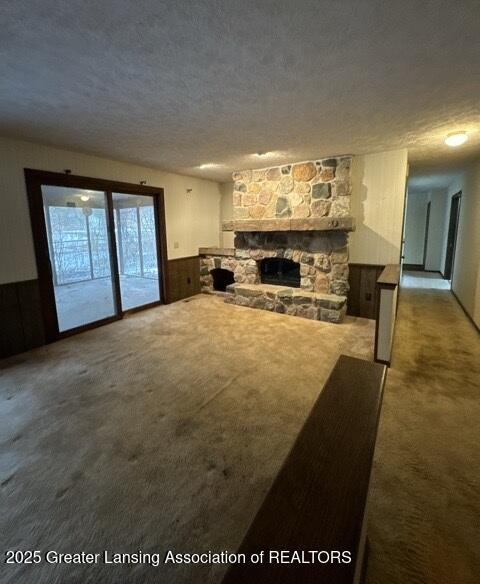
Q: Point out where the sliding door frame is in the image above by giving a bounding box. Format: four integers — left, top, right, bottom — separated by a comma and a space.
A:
24, 169, 169, 343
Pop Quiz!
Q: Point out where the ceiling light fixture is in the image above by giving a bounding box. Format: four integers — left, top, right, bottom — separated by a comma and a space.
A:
445, 132, 468, 147
80, 195, 90, 202
254, 151, 271, 157
198, 163, 220, 169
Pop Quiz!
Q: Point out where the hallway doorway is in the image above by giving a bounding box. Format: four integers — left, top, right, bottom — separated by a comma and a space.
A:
403, 181, 463, 292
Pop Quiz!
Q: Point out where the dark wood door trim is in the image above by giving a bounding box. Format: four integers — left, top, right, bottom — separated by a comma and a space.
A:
24, 169, 168, 342
444, 192, 461, 281
422, 200, 431, 269
153, 190, 169, 303
25, 171, 60, 342
105, 190, 123, 316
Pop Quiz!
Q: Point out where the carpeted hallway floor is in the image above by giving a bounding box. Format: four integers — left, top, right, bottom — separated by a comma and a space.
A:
0, 295, 373, 584
366, 285, 480, 584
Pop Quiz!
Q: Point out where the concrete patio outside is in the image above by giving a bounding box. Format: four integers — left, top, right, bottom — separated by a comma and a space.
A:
54, 275, 161, 330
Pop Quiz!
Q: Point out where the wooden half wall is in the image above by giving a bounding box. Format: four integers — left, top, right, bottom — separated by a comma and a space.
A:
166, 255, 200, 303
347, 264, 385, 320
374, 264, 401, 366
221, 355, 387, 584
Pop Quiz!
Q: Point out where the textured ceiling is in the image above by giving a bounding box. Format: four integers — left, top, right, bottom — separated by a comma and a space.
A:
1, 0, 479, 182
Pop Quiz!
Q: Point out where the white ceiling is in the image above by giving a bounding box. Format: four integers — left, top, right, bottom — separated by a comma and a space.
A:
1, 0, 479, 182
408, 169, 462, 193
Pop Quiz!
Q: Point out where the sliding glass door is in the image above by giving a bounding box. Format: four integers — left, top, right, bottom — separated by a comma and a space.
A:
42, 186, 117, 332
26, 170, 167, 341
112, 193, 161, 310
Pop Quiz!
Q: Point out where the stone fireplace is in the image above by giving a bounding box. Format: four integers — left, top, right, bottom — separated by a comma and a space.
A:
200, 156, 354, 323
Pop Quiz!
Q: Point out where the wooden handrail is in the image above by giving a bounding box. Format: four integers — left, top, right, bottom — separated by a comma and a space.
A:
221, 355, 387, 584
376, 264, 400, 288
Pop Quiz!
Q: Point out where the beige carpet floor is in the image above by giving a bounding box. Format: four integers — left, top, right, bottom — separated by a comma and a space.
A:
0, 295, 374, 584
366, 287, 480, 584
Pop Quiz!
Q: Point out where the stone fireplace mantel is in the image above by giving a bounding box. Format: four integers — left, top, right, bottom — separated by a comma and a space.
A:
222, 216, 355, 233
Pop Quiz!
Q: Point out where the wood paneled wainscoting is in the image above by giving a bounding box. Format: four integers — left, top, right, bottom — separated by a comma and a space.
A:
1, 257, 201, 360
166, 256, 200, 303
0, 279, 45, 359
347, 263, 385, 320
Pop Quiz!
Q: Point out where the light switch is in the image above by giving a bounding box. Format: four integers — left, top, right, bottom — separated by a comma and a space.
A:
174, 241, 179, 249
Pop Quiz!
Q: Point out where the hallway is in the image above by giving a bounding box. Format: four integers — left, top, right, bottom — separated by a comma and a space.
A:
366, 285, 480, 583
401, 270, 451, 290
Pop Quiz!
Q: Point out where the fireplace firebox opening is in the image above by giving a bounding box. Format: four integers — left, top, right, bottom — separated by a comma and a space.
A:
260, 258, 300, 287
210, 268, 235, 292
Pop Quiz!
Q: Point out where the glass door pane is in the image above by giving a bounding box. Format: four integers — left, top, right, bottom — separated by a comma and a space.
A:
41, 186, 117, 331
112, 193, 161, 310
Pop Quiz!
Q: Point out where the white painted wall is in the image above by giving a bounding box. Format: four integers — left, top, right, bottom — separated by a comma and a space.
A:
0, 136, 222, 285
219, 181, 234, 248
376, 286, 398, 363
350, 149, 408, 265
403, 191, 428, 265
443, 160, 480, 327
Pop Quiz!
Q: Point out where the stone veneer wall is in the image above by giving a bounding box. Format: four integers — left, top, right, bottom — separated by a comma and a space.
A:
232, 157, 352, 220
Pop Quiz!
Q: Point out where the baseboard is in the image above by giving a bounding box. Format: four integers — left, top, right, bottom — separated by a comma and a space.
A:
403, 266, 445, 278
451, 289, 480, 334
374, 357, 391, 367
403, 264, 424, 271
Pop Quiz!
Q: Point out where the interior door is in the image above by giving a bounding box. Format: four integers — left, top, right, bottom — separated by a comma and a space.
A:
444, 193, 461, 281
41, 185, 118, 332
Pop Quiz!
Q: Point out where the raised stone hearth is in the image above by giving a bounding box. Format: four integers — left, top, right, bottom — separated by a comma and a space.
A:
225, 283, 346, 323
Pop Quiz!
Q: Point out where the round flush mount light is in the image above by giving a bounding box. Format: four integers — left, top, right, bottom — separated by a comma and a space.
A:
198, 163, 220, 169
80, 195, 90, 202
445, 132, 468, 147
